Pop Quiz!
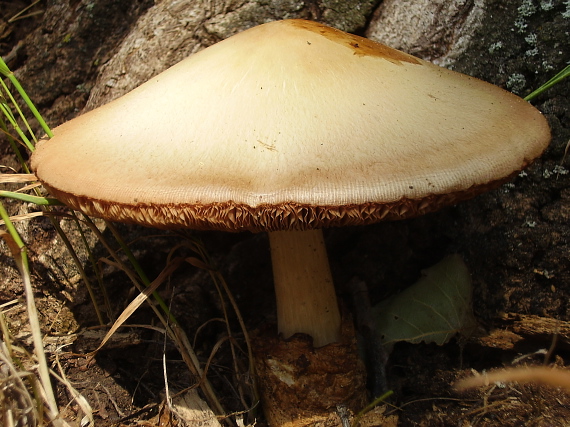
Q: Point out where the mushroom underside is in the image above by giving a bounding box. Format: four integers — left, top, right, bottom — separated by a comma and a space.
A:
41, 177, 511, 233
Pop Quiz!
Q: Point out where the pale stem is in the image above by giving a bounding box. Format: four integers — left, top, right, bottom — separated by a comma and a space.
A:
268, 229, 341, 347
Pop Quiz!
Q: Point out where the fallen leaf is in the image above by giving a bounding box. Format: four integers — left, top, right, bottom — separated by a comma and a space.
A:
372, 255, 477, 347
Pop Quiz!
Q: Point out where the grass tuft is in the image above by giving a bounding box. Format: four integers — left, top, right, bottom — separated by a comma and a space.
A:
1, 51, 257, 425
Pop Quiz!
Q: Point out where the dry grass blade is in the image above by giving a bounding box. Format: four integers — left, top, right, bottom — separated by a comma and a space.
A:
0, 341, 39, 427
170, 323, 228, 422
52, 352, 94, 426
170, 389, 222, 427
82, 224, 228, 419
0, 227, 68, 427
0, 211, 43, 225
92, 256, 185, 354
455, 366, 570, 392
0, 173, 37, 183
8, 0, 43, 23
187, 241, 259, 414
15, 182, 42, 193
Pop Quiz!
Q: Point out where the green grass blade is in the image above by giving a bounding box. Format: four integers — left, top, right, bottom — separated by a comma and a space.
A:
104, 220, 178, 325
525, 64, 570, 101
0, 56, 53, 139
69, 211, 106, 325
0, 77, 37, 148
0, 115, 30, 171
0, 89, 35, 152
0, 201, 27, 266
352, 390, 394, 427
0, 201, 62, 423
0, 190, 62, 205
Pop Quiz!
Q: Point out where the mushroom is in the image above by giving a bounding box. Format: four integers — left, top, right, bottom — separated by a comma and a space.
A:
31, 19, 551, 426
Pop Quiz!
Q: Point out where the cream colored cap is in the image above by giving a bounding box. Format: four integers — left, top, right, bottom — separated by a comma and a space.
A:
31, 19, 551, 232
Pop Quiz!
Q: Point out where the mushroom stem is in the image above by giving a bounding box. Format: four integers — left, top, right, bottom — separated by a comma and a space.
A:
268, 229, 341, 347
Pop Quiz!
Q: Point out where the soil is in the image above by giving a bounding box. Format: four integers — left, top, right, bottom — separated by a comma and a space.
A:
1, 1, 570, 426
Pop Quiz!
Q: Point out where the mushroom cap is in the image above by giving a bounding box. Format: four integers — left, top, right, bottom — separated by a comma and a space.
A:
31, 19, 551, 232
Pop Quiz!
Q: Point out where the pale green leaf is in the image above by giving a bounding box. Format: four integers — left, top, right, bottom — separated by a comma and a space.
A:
373, 254, 477, 347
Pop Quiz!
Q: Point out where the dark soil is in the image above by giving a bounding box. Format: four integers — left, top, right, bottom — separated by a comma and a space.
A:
1, 1, 570, 426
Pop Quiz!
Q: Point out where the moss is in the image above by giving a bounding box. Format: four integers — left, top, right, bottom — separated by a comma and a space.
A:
507, 73, 527, 94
